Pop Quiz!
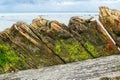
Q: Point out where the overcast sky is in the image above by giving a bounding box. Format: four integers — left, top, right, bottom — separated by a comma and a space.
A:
0, 0, 120, 12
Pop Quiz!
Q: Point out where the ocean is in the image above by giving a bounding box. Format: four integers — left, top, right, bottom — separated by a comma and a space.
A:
0, 13, 98, 31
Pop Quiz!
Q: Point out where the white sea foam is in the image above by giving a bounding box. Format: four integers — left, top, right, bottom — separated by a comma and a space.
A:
0, 13, 98, 31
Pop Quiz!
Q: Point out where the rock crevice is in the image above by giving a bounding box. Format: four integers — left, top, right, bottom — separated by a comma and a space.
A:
0, 7, 120, 73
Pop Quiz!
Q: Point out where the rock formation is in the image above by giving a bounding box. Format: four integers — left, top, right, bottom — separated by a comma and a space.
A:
99, 6, 120, 47
0, 55, 120, 80
0, 7, 120, 74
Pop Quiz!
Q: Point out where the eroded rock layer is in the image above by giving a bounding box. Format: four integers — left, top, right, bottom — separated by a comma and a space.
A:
99, 6, 120, 47
0, 11, 119, 73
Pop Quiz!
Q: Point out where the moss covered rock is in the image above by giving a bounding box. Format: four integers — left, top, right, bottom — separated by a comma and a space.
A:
0, 10, 119, 74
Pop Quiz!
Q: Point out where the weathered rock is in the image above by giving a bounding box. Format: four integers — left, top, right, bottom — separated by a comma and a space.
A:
0, 10, 119, 74
99, 6, 120, 47
0, 20, 65, 72
0, 55, 120, 80
30, 18, 91, 63
100, 76, 120, 80
69, 16, 119, 57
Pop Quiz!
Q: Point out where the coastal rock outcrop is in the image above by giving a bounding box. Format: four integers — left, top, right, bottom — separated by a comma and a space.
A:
0, 7, 119, 73
99, 6, 120, 47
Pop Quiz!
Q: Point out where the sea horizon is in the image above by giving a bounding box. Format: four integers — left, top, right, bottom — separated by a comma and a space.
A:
0, 12, 98, 15
0, 12, 98, 31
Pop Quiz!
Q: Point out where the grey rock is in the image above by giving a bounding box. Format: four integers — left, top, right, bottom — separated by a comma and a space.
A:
0, 55, 120, 80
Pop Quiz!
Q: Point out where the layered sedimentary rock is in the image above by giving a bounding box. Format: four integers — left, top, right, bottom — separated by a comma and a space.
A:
100, 76, 120, 80
99, 6, 120, 47
0, 12, 119, 73
68, 16, 119, 55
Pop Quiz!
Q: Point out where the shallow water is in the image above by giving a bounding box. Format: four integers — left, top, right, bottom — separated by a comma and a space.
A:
0, 13, 98, 31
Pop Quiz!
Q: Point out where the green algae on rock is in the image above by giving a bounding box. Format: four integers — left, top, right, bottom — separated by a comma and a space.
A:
0, 7, 119, 73
0, 43, 28, 73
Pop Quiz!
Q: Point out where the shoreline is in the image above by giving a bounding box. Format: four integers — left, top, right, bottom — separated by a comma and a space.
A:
0, 12, 98, 16
0, 13, 98, 31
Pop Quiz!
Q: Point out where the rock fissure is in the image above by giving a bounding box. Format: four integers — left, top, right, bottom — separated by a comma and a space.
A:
0, 6, 120, 74
29, 26, 66, 64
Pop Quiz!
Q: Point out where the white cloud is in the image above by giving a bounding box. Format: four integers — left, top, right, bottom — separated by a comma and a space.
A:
62, 2, 75, 5
101, 0, 120, 4
0, 0, 120, 12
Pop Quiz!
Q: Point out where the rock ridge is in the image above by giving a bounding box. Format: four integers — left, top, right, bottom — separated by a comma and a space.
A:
0, 7, 120, 73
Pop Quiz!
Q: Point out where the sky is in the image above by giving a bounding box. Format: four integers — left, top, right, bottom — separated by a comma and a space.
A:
0, 0, 120, 13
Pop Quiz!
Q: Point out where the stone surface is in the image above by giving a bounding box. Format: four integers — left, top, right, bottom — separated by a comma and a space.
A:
0, 6, 120, 74
0, 9, 119, 73
0, 55, 120, 80
99, 6, 120, 47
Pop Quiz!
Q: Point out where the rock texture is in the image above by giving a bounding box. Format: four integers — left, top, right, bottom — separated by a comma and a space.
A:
0, 11, 120, 73
0, 55, 120, 80
99, 6, 120, 47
